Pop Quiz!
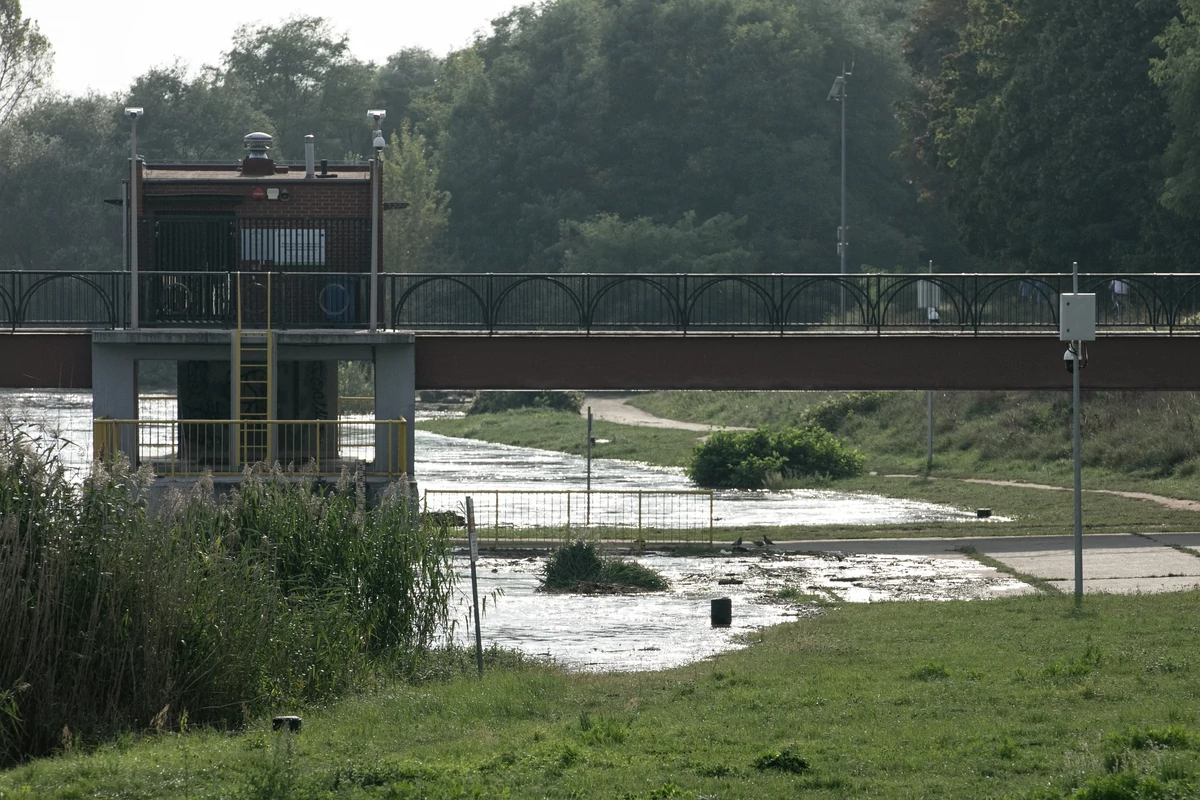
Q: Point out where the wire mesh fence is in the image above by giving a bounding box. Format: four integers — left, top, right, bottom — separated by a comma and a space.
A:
422, 489, 714, 545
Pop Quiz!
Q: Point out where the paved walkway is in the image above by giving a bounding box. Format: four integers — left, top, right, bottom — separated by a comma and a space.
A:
773, 533, 1200, 595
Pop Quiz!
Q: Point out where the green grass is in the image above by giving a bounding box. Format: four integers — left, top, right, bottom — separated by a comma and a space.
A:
8, 592, 1200, 797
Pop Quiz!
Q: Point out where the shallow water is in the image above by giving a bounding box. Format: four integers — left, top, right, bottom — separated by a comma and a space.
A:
453, 551, 1029, 672
1, 389, 1001, 529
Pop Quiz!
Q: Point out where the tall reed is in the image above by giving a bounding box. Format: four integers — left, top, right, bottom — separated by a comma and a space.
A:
0, 427, 455, 766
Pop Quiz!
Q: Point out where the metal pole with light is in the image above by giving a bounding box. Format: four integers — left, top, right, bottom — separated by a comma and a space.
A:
1060, 261, 1094, 606
827, 65, 851, 318
368, 109, 387, 332
124, 107, 144, 329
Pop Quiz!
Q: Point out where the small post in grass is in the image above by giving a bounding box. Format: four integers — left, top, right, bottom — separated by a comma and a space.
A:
466, 497, 484, 677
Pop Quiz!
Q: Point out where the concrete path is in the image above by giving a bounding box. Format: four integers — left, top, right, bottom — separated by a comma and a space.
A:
772, 533, 1200, 595
580, 393, 751, 434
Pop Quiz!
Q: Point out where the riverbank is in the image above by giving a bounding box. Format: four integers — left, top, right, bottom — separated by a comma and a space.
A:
418, 408, 1200, 538
6, 591, 1200, 798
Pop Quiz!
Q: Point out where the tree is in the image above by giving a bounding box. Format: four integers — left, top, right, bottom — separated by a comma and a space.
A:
372, 48, 442, 133
1152, 0, 1200, 219
381, 123, 451, 271
901, 0, 1200, 271
221, 16, 374, 160
0, 0, 52, 126
122, 64, 273, 162
0, 95, 123, 270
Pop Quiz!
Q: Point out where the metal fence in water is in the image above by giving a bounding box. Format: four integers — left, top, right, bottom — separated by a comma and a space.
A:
422, 489, 715, 545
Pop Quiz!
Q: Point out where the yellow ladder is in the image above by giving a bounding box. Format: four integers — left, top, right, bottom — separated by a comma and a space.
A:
235, 274, 273, 466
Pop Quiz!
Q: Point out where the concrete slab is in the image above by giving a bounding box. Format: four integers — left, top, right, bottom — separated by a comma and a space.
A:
1046, 576, 1200, 595
987, 544, 1200, 582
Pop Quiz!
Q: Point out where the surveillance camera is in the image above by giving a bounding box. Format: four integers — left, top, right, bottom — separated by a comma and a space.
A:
1064, 347, 1077, 373
373, 134, 386, 150
367, 109, 387, 121
124, 107, 144, 118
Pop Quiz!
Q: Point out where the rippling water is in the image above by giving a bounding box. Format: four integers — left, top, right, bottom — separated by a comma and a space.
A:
1, 388, 1022, 672
0, 389, 996, 527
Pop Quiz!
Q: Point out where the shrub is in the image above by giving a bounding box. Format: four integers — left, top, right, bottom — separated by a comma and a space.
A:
541, 540, 668, 592
0, 427, 455, 766
803, 392, 886, 432
687, 426, 864, 489
467, 391, 584, 415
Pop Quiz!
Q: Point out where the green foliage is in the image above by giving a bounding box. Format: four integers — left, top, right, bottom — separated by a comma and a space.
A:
468, 391, 583, 415
754, 745, 811, 773
382, 123, 452, 271
687, 426, 864, 489
0, 427, 454, 766
0, 0, 51, 126
804, 392, 887, 433
541, 540, 668, 592
899, 0, 1200, 271
1152, 0, 1200, 219
556, 211, 756, 273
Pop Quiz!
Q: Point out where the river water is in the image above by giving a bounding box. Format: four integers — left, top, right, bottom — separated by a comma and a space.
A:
1, 389, 1025, 673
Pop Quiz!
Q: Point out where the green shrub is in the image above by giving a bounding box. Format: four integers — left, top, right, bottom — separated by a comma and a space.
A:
803, 392, 887, 432
468, 391, 584, 415
687, 426, 864, 489
541, 540, 667, 592
0, 427, 455, 766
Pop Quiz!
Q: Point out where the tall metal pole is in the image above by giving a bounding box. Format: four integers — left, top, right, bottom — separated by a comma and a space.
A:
369, 155, 379, 331
1072, 261, 1083, 606
586, 406, 593, 525
466, 497, 484, 677
129, 115, 139, 330
839, 64, 847, 320
926, 259, 933, 471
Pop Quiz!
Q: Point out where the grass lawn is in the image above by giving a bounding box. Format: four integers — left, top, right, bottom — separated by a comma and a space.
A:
5, 593, 1200, 798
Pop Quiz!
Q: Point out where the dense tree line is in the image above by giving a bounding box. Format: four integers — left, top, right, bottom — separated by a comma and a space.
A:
0, 0, 1198, 274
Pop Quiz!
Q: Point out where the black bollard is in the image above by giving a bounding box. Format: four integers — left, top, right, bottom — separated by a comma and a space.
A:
711, 597, 732, 627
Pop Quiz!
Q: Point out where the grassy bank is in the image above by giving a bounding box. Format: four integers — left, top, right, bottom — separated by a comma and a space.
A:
6, 592, 1200, 797
419, 408, 1200, 538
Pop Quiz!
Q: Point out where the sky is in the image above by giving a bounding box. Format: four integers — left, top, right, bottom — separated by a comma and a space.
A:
20, 0, 525, 98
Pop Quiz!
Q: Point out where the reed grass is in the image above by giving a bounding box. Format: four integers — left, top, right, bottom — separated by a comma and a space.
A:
0, 425, 456, 766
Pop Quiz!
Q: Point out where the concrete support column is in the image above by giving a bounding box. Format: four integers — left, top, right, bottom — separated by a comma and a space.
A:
374, 342, 415, 479
90, 340, 138, 464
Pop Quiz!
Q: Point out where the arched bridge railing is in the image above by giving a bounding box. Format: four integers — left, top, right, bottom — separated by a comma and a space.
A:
7, 270, 1200, 334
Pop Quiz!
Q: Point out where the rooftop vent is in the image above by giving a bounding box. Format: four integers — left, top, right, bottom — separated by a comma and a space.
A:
241, 132, 275, 176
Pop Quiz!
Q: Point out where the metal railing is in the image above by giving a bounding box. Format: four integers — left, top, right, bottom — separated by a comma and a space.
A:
422, 489, 715, 545
12, 271, 1200, 334
92, 418, 408, 478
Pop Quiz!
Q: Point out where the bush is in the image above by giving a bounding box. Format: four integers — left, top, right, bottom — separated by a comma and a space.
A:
803, 392, 887, 432
468, 391, 584, 415
541, 540, 668, 592
687, 426, 864, 489
0, 428, 455, 766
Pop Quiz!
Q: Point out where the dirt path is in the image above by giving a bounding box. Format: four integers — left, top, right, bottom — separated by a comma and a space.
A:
580, 393, 751, 435
583, 394, 1200, 512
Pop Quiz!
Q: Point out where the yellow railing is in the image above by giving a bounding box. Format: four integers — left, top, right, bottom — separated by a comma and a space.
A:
422, 489, 714, 545
92, 418, 408, 478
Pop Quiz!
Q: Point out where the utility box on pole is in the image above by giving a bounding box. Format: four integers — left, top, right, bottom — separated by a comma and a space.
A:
1060, 294, 1096, 342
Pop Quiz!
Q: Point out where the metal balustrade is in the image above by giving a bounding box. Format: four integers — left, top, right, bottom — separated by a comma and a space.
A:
92, 418, 408, 478
9, 271, 1200, 334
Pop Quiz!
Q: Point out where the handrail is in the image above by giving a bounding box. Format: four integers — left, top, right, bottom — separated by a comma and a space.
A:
8, 270, 1200, 335
92, 417, 408, 478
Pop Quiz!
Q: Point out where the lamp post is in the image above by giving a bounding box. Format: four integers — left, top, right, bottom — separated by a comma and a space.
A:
1059, 260, 1095, 606
827, 65, 851, 318
124, 107, 143, 329
368, 109, 387, 332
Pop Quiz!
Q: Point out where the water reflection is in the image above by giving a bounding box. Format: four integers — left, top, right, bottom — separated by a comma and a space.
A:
0, 389, 997, 527
453, 551, 1029, 672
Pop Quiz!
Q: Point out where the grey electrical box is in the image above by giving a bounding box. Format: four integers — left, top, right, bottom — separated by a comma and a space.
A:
1060, 293, 1096, 341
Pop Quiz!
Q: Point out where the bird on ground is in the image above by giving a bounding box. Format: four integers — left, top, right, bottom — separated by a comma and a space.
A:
753, 540, 765, 548
733, 536, 742, 547
763, 535, 775, 546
